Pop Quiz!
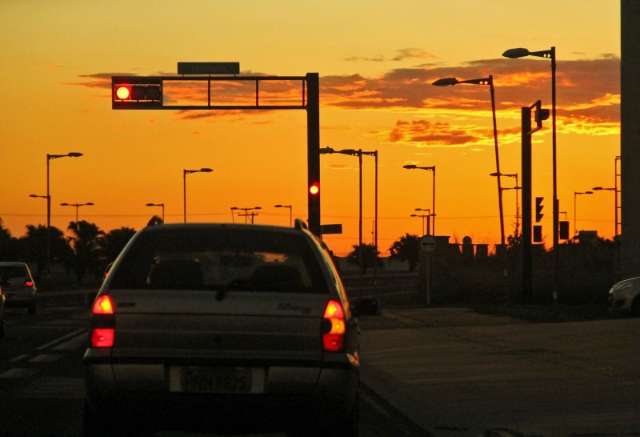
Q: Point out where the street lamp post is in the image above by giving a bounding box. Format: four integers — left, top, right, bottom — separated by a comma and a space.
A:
146, 202, 165, 222
410, 213, 430, 235
503, 46, 559, 301
45, 152, 83, 272
274, 204, 293, 226
414, 208, 431, 235
434, 76, 505, 246
592, 186, 617, 237
614, 155, 621, 237
183, 167, 213, 223
573, 191, 593, 238
403, 165, 436, 235
491, 172, 519, 239
60, 202, 94, 223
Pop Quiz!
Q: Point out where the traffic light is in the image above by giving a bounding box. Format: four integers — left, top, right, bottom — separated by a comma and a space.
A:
112, 77, 163, 109
535, 197, 544, 222
533, 225, 543, 243
559, 221, 569, 240
309, 182, 320, 196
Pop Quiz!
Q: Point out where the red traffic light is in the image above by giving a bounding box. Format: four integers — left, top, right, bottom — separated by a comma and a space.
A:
309, 182, 320, 196
115, 85, 132, 100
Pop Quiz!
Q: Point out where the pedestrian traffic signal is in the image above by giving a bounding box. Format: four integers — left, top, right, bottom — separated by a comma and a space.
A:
535, 197, 544, 222
112, 77, 163, 109
533, 225, 543, 243
559, 221, 569, 240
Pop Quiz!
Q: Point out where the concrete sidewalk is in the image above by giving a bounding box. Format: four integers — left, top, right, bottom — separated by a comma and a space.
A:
359, 307, 640, 436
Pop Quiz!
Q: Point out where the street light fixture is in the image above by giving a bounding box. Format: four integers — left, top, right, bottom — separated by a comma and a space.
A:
434, 75, 505, 246
274, 204, 293, 226
146, 202, 165, 222
60, 201, 94, 223
183, 167, 213, 223
45, 151, 83, 272
403, 164, 436, 235
320, 147, 366, 270
231, 206, 261, 224
503, 45, 559, 300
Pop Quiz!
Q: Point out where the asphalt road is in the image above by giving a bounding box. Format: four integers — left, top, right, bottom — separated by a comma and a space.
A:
0, 299, 426, 437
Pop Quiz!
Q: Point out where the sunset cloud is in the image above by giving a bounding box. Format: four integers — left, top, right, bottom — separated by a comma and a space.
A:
387, 120, 522, 148
71, 55, 619, 134
344, 47, 437, 63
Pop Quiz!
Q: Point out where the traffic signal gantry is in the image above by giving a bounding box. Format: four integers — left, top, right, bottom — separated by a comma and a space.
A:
111, 62, 322, 236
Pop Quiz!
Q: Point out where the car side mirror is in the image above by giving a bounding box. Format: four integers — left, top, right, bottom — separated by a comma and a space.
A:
351, 297, 379, 317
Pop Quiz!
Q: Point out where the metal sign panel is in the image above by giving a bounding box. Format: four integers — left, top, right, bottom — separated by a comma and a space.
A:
178, 62, 240, 75
420, 236, 436, 253
320, 224, 342, 235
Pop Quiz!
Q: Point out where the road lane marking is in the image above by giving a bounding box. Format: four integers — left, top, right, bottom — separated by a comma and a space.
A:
29, 354, 63, 363
52, 334, 86, 351
0, 368, 39, 379
9, 354, 29, 363
35, 328, 85, 351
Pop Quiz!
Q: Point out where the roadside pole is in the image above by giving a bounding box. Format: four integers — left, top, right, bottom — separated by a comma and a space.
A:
420, 235, 436, 305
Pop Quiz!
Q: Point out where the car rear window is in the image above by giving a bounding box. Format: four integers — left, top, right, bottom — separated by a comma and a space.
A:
108, 228, 329, 294
0, 265, 30, 285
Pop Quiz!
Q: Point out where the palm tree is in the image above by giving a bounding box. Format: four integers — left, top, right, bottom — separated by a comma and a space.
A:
389, 234, 421, 272
68, 220, 104, 283
19, 225, 71, 277
100, 227, 136, 263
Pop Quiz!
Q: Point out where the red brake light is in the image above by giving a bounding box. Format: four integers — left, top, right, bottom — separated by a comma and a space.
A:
92, 295, 114, 315
24, 280, 33, 287
323, 299, 346, 352
91, 328, 115, 348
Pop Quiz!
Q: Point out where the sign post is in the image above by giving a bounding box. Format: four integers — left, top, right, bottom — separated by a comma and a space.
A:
420, 236, 436, 306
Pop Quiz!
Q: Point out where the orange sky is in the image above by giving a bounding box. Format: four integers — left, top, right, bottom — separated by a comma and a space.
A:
0, 0, 621, 255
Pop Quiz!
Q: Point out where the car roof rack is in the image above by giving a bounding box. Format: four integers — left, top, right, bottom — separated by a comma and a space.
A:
294, 218, 308, 231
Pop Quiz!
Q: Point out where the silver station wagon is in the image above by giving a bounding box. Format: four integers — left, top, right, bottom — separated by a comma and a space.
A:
83, 222, 360, 437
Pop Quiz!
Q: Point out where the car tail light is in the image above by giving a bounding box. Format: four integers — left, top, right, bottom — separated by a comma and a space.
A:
24, 280, 33, 287
92, 295, 114, 315
91, 328, 115, 348
322, 299, 346, 352
90, 294, 115, 348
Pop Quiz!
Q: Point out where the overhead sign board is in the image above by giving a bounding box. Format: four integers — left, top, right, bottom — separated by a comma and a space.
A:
177, 62, 240, 75
320, 224, 342, 235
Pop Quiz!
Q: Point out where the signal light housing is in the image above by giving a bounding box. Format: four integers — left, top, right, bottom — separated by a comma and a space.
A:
112, 77, 163, 109
322, 299, 346, 352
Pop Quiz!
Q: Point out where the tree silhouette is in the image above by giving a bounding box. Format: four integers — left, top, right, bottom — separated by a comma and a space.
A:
100, 227, 136, 262
347, 244, 380, 274
68, 220, 104, 283
147, 215, 163, 226
19, 225, 71, 276
389, 233, 421, 271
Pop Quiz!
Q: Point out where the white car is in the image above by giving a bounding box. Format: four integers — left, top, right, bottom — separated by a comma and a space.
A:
608, 276, 640, 316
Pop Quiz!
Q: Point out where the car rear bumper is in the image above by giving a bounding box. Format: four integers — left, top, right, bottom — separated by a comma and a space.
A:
84, 351, 359, 432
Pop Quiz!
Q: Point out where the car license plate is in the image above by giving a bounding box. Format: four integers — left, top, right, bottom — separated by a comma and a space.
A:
169, 366, 265, 394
